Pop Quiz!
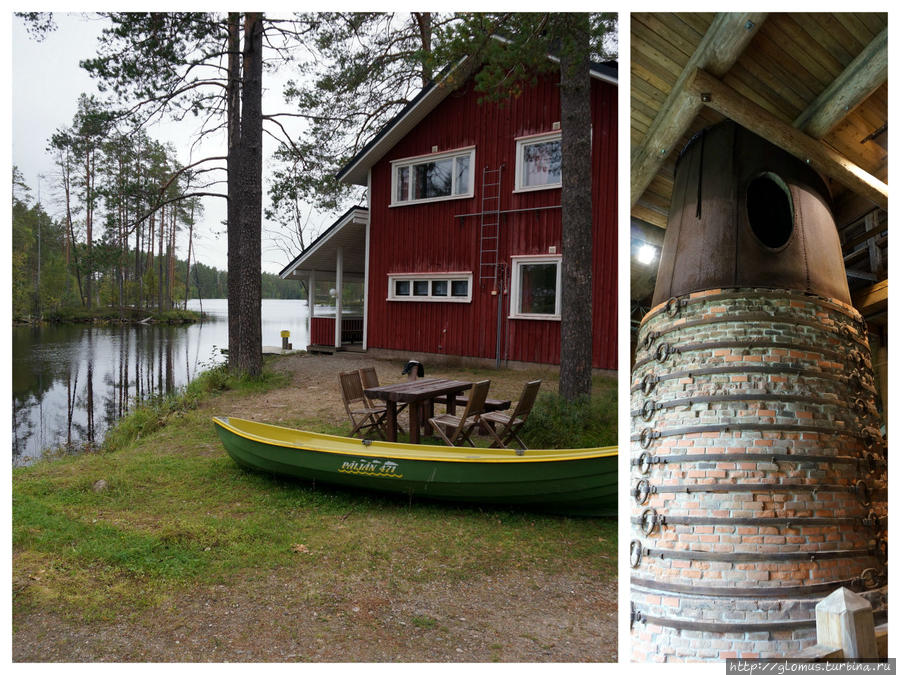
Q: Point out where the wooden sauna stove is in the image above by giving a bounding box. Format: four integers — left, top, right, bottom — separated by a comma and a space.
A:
629, 121, 887, 661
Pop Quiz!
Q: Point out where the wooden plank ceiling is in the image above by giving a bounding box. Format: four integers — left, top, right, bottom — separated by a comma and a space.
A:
630, 12, 888, 321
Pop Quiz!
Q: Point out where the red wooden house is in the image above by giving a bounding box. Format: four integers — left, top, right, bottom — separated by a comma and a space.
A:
280, 57, 617, 371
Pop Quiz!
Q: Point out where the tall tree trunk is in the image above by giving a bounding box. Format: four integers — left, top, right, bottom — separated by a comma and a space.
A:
558, 13, 593, 401
60, 150, 85, 306
135, 140, 143, 307
226, 12, 243, 371
168, 204, 176, 307
414, 12, 433, 85
85, 149, 94, 310
184, 200, 195, 310
158, 203, 165, 310
234, 12, 264, 377
118, 156, 125, 312
147, 212, 155, 312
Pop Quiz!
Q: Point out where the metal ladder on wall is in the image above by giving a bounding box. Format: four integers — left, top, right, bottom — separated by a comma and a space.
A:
479, 166, 503, 289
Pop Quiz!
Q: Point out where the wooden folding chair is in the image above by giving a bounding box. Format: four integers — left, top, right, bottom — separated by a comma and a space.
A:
358, 366, 405, 434
479, 380, 542, 453
339, 370, 387, 439
428, 380, 491, 447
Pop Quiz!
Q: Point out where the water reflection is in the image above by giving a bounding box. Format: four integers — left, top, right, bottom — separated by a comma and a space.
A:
12, 299, 309, 464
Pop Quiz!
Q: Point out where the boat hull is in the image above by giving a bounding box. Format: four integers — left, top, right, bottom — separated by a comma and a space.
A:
213, 417, 616, 517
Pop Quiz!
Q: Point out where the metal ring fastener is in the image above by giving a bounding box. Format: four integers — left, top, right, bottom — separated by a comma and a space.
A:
643, 331, 657, 349
867, 453, 880, 474
639, 427, 657, 449
630, 540, 644, 568
859, 568, 880, 590
641, 373, 657, 395
665, 297, 681, 318
641, 399, 657, 422
634, 479, 652, 505
849, 369, 865, 390
856, 480, 872, 507
864, 511, 881, 530
630, 603, 644, 629
637, 451, 654, 475
655, 342, 672, 363
862, 427, 882, 451
870, 538, 888, 564
640, 508, 659, 535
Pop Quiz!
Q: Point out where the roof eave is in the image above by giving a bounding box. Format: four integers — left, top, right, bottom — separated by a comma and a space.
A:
278, 206, 369, 279
335, 55, 618, 187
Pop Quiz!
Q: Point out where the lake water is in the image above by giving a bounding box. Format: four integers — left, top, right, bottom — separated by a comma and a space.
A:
12, 299, 311, 465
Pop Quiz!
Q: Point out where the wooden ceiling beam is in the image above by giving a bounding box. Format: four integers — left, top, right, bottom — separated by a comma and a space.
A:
632, 204, 668, 230
630, 12, 766, 208
793, 28, 887, 139
852, 279, 887, 316
687, 67, 888, 210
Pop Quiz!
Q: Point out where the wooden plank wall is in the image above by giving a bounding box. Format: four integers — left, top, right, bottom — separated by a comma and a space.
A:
365, 72, 618, 369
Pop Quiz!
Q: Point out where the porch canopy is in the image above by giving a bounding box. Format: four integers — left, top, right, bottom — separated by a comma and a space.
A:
279, 206, 369, 349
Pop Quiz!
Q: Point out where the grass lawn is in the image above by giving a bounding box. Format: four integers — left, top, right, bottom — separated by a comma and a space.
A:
13, 354, 618, 662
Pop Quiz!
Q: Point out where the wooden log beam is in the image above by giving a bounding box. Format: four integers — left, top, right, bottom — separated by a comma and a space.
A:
632, 203, 668, 230
793, 28, 887, 139
687, 68, 888, 210
852, 279, 887, 316
631, 13, 766, 208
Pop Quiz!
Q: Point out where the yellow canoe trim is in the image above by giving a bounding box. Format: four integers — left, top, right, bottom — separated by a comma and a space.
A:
214, 416, 617, 464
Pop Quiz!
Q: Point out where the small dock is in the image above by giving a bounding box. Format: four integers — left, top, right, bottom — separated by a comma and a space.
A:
262, 346, 304, 355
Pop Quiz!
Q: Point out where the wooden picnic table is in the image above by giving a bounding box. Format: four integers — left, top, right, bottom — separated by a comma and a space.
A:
364, 378, 473, 443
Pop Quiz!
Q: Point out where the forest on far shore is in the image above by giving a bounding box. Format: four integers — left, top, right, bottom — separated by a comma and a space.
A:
13, 165, 304, 323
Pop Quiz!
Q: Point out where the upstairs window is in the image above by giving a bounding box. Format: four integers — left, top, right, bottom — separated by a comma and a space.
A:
510, 255, 562, 320
515, 131, 562, 192
392, 147, 475, 205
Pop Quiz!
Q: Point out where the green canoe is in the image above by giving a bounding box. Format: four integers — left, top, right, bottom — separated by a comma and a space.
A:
213, 416, 617, 517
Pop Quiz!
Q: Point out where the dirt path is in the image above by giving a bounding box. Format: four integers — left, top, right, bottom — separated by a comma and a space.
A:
13, 352, 616, 663
14, 568, 616, 662
220, 350, 569, 431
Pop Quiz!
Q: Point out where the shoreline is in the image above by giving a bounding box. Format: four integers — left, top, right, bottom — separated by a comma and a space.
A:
13, 307, 206, 327
12, 353, 617, 662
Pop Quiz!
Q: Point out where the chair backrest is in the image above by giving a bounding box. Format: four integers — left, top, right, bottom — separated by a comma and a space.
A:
358, 367, 379, 390
339, 370, 366, 409
462, 380, 491, 418
511, 380, 542, 422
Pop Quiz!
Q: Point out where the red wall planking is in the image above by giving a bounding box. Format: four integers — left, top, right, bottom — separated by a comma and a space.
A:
366, 72, 617, 370
310, 317, 335, 346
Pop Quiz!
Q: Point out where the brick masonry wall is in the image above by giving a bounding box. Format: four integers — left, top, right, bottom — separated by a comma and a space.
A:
630, 288, 887, 662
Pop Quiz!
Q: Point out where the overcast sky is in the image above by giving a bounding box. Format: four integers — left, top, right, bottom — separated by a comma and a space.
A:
10, 12, 347, 275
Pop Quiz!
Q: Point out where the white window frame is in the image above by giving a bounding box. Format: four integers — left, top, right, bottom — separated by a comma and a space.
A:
509, 254, 562, 320
513, 131, 562, 193
390, 147, 476, 206
387, 272, 473, 303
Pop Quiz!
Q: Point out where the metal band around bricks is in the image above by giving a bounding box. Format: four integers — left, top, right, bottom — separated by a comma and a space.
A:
630, 422, 885, 447
630, 364, 876, 395
630, 393, 879, 422
640, 311, 869, 350
634, 544, 883, 564
630, 609, 888, 635
630, 569, 888, 598
642, 291, 867, 325
631, 480, 883, 504
630, 510, 886, 532
632, 338, 869, 371
631, 451, 886, 473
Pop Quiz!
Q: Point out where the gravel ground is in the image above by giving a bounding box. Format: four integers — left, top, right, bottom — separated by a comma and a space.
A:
13, 351, 617, 663
14, 568, 616, 662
